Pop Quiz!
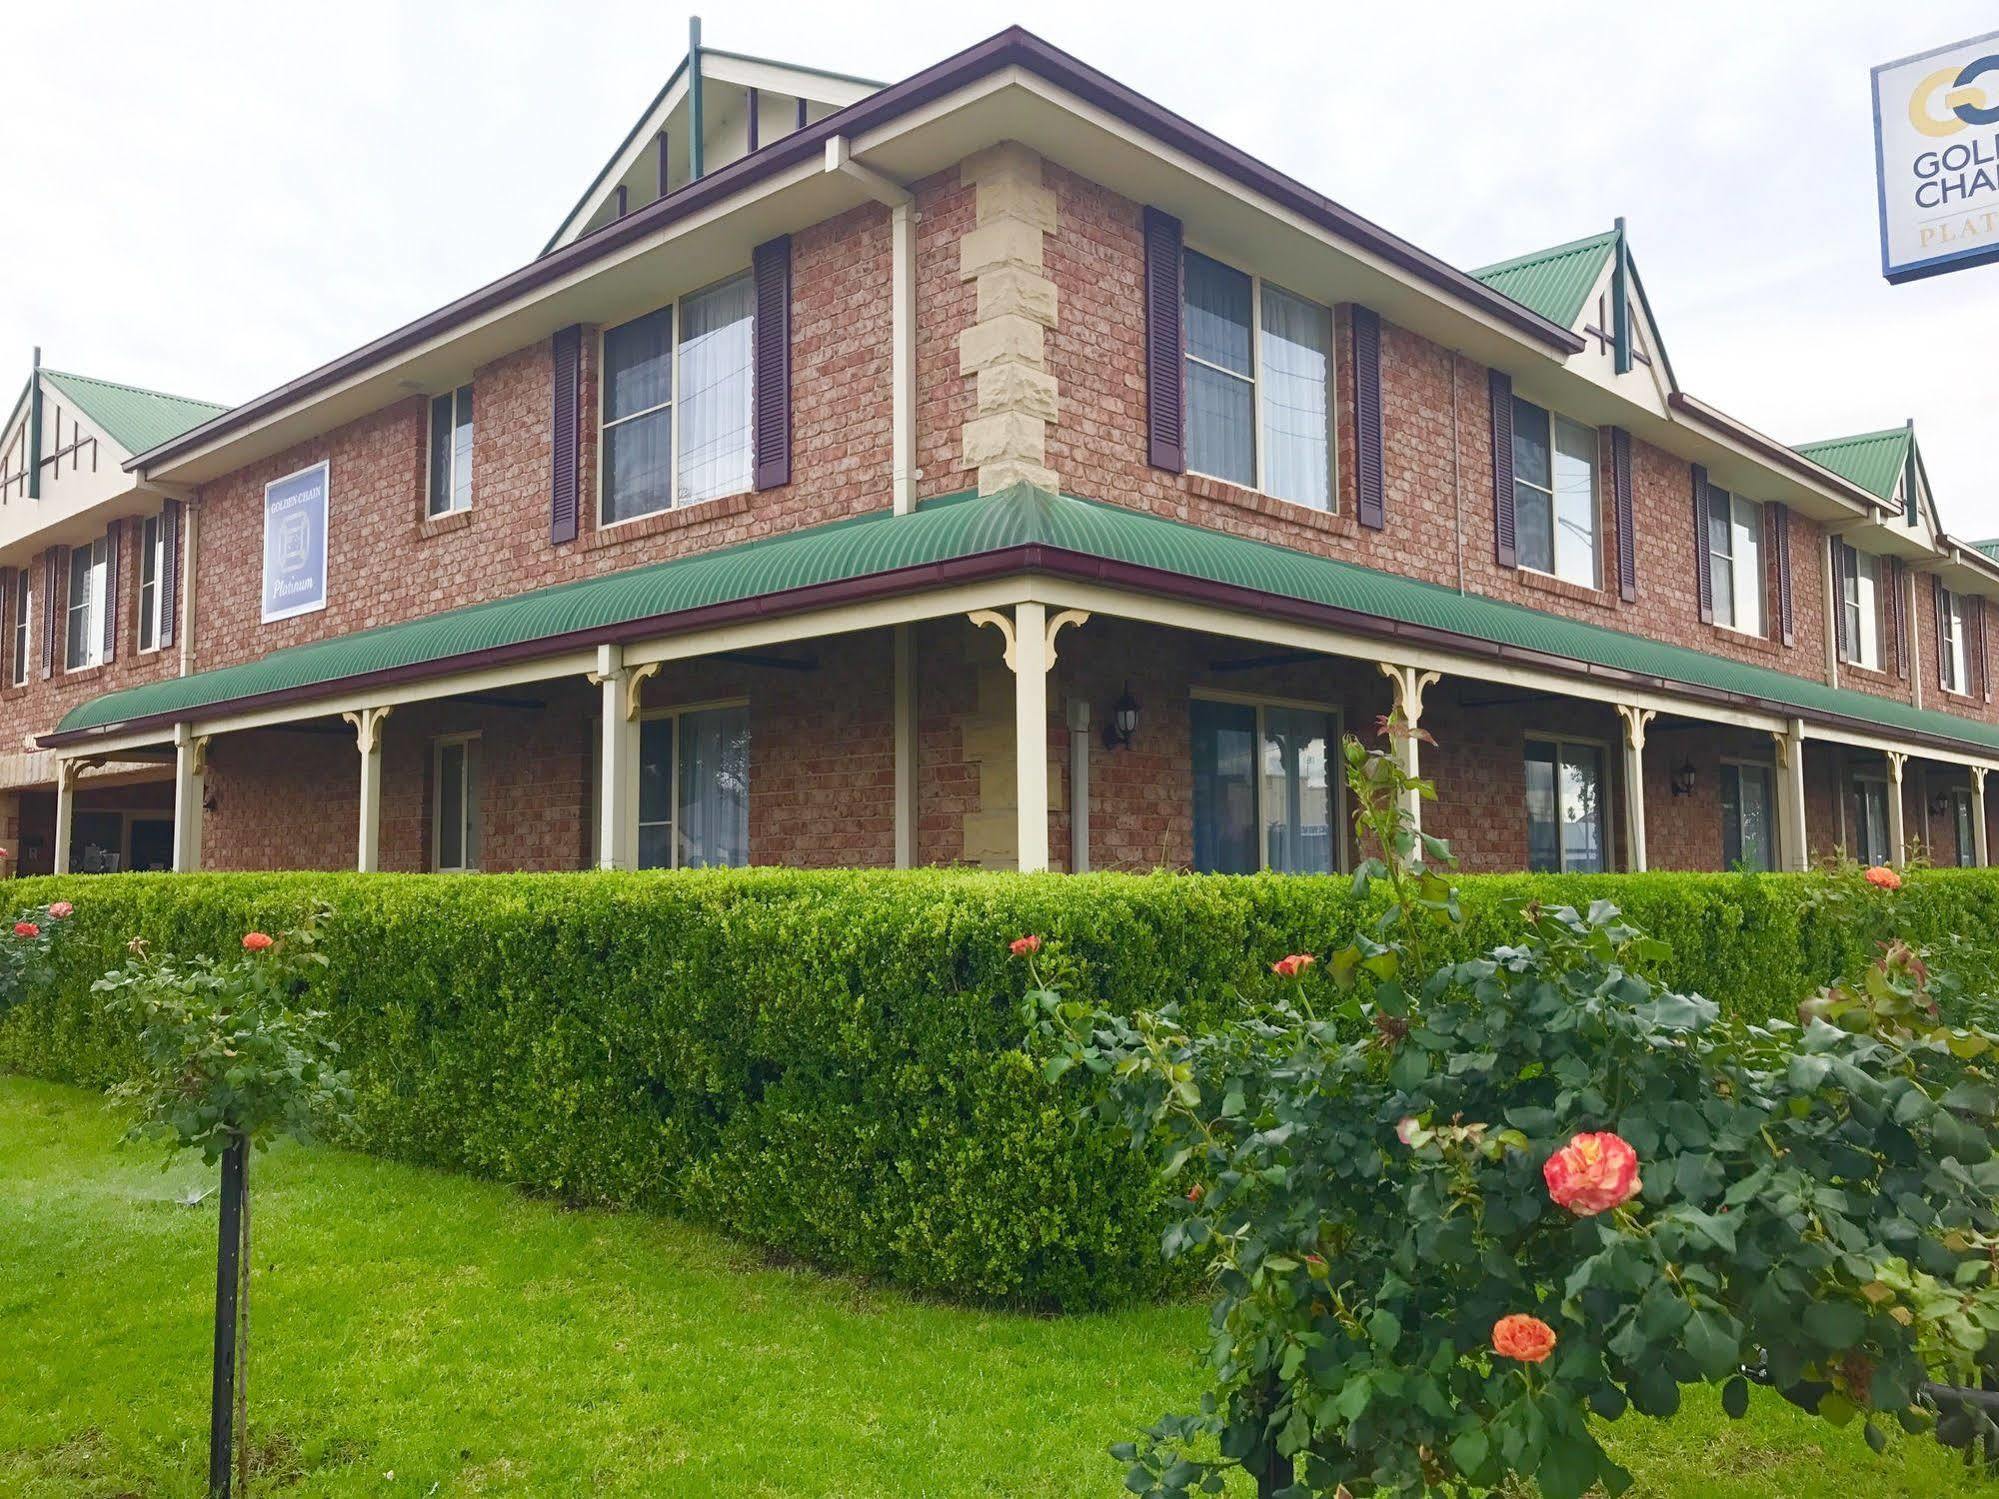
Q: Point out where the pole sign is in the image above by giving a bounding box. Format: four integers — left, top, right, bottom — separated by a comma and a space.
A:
1873, 31, 1999, 283
261, 460, 329, 622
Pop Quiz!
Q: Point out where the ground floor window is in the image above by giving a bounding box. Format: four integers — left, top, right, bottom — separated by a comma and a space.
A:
1525, 737, 1607, 873
1190, 694, 1341, 875
1847, 774, 1891, 866
68, 810, 172, 873
432, 735, 481, 872
1720, 761, 1776, 872
638, 702, 750, 869
1951, 788, 1978, 868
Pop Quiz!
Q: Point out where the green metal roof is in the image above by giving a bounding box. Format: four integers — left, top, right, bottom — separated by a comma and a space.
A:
39, 369, 229, 456
1793, 427, 1911, 503
1469, 230, 1617, 328
1974, 540, 1999, 564
52, 486, 1999, 756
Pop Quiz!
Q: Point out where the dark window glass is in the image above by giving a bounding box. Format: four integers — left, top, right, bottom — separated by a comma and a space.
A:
437, 742, 466, 870
428, 393, 454, 516
1191, 698, 1259, 873
1525, 739, 1559, 872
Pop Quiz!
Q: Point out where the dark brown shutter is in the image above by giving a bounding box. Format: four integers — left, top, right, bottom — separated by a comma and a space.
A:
1142, 206, 1185, 473
0, 570, 11, 689
100, 520, 120, 664
549, 325, 582, 544
1831, 543, 1851, 663
751, 234, 793, 492
1976, 595, 1991, 702
1691, 465, 1713, 624
1886, 558, 1905, 679
1489, 369, 1516, 567
1351, 306, 1384, 530
159, 499, 181, 650
1936, 575, 1950, 693
1610, 426, 1636, 602
41, 548, 60, 679
1772, 504, 1794, 646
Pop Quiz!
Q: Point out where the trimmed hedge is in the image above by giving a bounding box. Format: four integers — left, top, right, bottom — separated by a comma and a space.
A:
5, 867, 1999, 1307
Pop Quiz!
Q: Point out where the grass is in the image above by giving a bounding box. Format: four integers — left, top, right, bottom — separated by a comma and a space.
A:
2, 1076, 1993, 1498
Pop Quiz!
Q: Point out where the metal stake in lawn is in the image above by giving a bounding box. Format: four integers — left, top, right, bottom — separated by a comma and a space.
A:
209, 1130, 247, 1499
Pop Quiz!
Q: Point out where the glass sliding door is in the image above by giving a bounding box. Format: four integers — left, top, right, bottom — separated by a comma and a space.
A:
637, 704, 751, 871
1525, 737, 1608, 873
1721, 762, 1775, 871
1191, 696, 1342, 874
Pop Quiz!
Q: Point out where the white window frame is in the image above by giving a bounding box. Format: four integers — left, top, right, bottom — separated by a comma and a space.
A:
431, 733, 481, 873
1708, 487, 1765, 637
137, 511, 166, 654
1189, 688, 1348, 874
1181, 244, 1338, 512
596, 271, 756, 531
630, 695, 752, 869
1847, 768, 1892, 866
1942, 586, 1969, 695
64, 533, 108, 672
1841, 543, 1882, 671
1950, 787, 1978, 867
10, 568, 29, 687
1718, 756, 1779, 871
1511, 399, 1600, 588
426, 384, 474, 518
1524, 731, 1612, 873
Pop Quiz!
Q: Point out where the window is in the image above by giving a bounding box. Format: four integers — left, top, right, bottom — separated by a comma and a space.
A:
1524, 737, 1607, 873
432, 735, 481, 872
1512, 398, 1598, 587
64, 534, 107, 671
137, 512, 166, 652
1720, 761, 1776, 871
1847, 773, 1891, 866
1942, 586, 1969, 694
1951, 788, 1978, 868
637, 702, 749, 869
601, 272, 755, 525
1840, 543, 1881, 670
1182, 251, 1333, 509
1708, 487, 1764, 635
427, 385, 474, 517
10, 569, 28, 687
1190, 694, 1341, 874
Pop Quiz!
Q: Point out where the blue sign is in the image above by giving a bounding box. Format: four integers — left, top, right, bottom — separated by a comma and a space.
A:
1873, 31, 1999, 283
262, 460, 329, 622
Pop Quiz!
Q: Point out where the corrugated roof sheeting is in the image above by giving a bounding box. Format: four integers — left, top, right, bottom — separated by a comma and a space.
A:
39, 370, 229, 455
1468, 231, 1617, 328
1793, 428, 1911, 503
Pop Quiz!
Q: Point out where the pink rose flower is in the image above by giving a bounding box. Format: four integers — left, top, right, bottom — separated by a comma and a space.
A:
1544, 1131, 1642, 1216
13, 921, 39, 939
1270, 953, 1315, 979
1864, 865, 1901, 891
47, 902, 72, 920
1009, 934, 1042, 956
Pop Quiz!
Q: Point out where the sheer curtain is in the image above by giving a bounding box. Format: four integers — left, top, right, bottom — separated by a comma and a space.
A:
1184, 253, 1255, 486
677, 275, 756, 505
677, 705, 750, 868
1258, 287, 1331, 509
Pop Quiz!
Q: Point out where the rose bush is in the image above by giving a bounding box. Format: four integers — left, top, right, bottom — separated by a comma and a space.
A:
0, 897, 72, 1019
1026, 725, 1999, 1498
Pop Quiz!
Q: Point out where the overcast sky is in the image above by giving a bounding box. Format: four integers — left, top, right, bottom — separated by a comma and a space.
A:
4, 3, 1995, 531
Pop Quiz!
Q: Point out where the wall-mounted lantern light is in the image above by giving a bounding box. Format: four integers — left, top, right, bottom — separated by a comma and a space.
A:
1671, 760, 1697, 798
1102, 682, 1141, 751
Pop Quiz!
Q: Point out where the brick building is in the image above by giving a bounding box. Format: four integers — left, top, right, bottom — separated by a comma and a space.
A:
8, 27, 1999, 880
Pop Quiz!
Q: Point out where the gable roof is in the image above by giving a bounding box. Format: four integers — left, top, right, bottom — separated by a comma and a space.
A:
38, 369, 228, 456
1469, 231, 1618, 328
47, 485, 1999, 760
1792, 427, 1912, 503
1975, 540, 1999, 563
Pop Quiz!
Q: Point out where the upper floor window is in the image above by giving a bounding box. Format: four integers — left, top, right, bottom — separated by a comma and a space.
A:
10, 568, 29, 687
601, 272, 755, 526
427, 385, 474, 517
1942, 586, 1969, 694
137, 512, 166, 653
1511, 398, 1597, 587
1182, 251, 1333, 510
64, 534, 107, 671
1708, 486, 1764, 636
1839, 542, 1882, 671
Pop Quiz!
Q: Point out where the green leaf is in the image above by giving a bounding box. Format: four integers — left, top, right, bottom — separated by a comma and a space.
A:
1803, 1300, 1865, 1350
1367, 1307, 1401, 1351
1449, 1426, 1490, 1479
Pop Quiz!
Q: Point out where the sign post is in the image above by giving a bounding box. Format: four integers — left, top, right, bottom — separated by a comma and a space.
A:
1873, 31, 1999, 283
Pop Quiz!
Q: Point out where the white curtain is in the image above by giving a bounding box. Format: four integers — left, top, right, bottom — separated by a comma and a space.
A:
677, 275, 756, 505
1258, 285, 1331, 509
677, 705, 750, 868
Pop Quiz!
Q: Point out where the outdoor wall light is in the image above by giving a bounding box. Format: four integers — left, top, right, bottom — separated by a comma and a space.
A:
1102, 683, 1141, 751
1931, 791, 1954, 816
1670, 760, 1697, 797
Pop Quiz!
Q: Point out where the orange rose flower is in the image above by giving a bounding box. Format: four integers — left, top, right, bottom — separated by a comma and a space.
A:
1009, 934, 1042, 956
1543, 1131, 1642, 1216
13, 921, 39, 939
1864, 865, 1901, 891
1270, 953, 1315, 979
242, 932, 274, 952
1492, 1313, 1557, 1364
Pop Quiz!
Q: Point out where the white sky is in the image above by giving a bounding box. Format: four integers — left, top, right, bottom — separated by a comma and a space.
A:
4, 3, 1995, 531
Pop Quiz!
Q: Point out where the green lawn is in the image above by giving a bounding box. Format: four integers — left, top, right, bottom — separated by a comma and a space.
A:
1, 1075, 1992, 1498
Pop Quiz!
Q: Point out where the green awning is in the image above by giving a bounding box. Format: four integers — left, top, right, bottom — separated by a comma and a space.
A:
51, 486, 1999, 757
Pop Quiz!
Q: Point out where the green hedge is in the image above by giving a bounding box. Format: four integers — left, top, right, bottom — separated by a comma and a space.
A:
4, 867, 1998, 1308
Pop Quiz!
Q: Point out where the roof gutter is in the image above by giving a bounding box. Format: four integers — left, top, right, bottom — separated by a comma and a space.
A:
127, 28, 1581, 477
41, 543, 1999, 763
1666, 392, 1890, 515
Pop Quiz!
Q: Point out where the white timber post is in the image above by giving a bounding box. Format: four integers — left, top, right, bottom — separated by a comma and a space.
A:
591, 644, 658, 871
1886, 750, 1909, 866
969, 604, 1090, 873
1615, 705, 1656, 873
342, 706, 393, 873
52, 758, 79, 876
893, 623, 917, 868
1376, 662, 1441, 834
172, 724, 208, 873
1774, 720, 1809, 872
1974, 767, 1991, 868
